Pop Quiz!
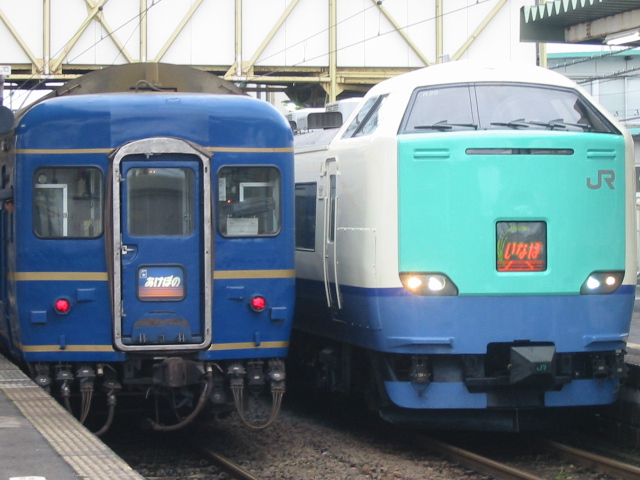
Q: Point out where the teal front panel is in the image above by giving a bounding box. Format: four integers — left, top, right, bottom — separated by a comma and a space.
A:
398, 131, 626, 295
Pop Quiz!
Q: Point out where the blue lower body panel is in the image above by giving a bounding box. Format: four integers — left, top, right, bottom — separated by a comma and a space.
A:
385, 378, 618, 409
294, 279, 631, 420
295, 279, 635, 355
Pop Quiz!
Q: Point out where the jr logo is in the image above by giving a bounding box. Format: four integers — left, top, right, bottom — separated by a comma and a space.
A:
587, 170, 615, 189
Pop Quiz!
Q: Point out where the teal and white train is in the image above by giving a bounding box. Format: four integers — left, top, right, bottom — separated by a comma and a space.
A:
291, 60, 637, 431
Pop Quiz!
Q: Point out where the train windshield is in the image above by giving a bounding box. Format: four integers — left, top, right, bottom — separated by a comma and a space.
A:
400, 83, 617, 134
342, 94, 388, 138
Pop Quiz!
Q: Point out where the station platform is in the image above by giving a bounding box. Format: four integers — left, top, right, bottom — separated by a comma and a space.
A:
0, 353, 143, 480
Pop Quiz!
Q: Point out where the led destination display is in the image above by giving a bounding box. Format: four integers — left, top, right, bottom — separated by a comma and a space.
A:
496, 221, 547, 272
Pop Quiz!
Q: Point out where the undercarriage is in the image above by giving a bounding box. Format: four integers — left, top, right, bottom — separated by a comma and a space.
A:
28, 356, 286, 435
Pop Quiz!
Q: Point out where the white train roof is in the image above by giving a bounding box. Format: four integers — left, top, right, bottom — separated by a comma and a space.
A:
366, 60, 578, 97
347, 59, 626, 138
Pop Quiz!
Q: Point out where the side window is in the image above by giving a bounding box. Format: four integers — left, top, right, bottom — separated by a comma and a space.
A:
343, 95, 387, 138
218, 166, 281, 237
295, 183, 316, 250
33, 167, 104, 238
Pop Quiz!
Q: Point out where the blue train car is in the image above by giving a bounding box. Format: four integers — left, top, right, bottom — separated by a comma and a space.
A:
0, 64, 294, 433
291, 60, 636, 431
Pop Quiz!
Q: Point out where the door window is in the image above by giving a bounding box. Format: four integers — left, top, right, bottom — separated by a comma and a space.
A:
126, 167, 194, 236
328, 175, 336, 243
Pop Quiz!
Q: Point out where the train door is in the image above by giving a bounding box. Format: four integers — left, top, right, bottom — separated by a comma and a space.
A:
111, 138, 213, 352
321, 157, 341, 316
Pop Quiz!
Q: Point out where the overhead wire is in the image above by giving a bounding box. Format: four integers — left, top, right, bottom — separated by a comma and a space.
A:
254, 1, 382, 67
544, 47, 640, 123
6, 0, 635, 110
548, 46, 640, 88
6, 0, 496, 102
245, 0, 495, 84
576, 64, 640, 85
548, 46, 637, 70
7, 0, 165, 108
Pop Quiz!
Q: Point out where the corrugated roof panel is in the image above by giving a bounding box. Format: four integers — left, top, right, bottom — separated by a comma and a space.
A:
523, 0, 639, 25
520, 0, 640, 45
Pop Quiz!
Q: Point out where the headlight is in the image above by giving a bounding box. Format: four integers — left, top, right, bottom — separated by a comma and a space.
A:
580, 271, 624, 294
399, 272, 458, 296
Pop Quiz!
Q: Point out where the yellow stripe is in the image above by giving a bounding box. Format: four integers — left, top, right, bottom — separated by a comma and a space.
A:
21, 345, 116, 353
208, 341, 289, 351
214, 269, 295, 280
13, 272, 108, 281
20, 342, 288, 353
206, 147, 293, 153
16, 149, 111, 154
16, 147, 293, 155
13, 270, 292, 281
627, 342, 640, 350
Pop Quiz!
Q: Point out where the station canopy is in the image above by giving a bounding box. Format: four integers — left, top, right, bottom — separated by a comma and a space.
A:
520, 0, 640, 46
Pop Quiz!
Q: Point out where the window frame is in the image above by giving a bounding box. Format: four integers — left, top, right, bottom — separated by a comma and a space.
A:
126, 166, 195, 237
216, 165, 282, 238
33, 166, 104, 239
294, 182, 317, 251
399, 82, 620, 135
342, 94, 388, 139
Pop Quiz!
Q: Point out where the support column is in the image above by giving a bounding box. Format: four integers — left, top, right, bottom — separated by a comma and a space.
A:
329, 0, 337, 102
235, 0, 242, 76
43, 0, 50, 73
140, 0, 147, 62
436, 0, 443, 63
535, 0, 547, 67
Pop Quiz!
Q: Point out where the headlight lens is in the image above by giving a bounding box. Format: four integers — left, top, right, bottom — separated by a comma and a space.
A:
399, 272, 458, 296
580, 271, 624, 294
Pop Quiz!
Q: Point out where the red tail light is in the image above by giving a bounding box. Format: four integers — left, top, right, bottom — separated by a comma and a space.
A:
54, 298, 71, 314
249, 296, 267, 312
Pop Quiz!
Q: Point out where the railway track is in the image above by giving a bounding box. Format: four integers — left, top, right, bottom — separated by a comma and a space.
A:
539, 438, 640, 479
191, 434, 542, 480
283, 388, 640, 480
417, 435, 541, 480
416, 432, 640, 480
186, 438, 261, 480
103, 394, 640, 480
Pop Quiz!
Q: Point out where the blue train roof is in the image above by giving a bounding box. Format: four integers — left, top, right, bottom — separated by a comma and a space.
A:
16, 93, 293, 151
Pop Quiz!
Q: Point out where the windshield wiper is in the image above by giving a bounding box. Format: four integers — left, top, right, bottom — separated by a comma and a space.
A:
491, 118, 591, 131
414, 120, 478, 131
490, 118, 531, 129
529, 118, 592, 131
